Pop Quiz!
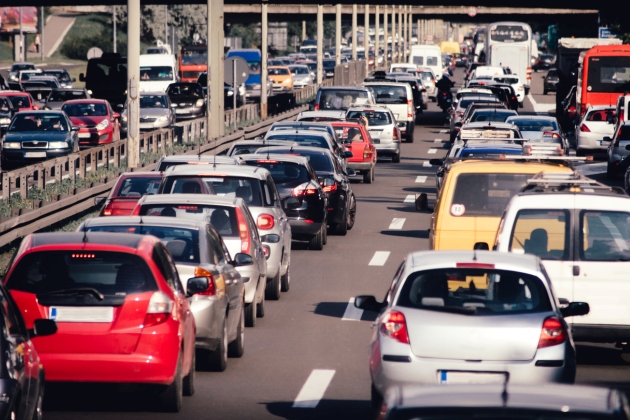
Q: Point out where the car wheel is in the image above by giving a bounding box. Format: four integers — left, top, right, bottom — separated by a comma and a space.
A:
227, 307, 245, 358
406, 132, 414, 143
576, 149, 585, 157
322, 222, 328, 245
207, 319, 228, 372
347, 195, 356, 230
607, 163, 616, 179
543, 89, 548, 95
245, 302, 256, 327
281, 261, 290, 292
265, 270, 281, 300
371, 383, 383, 415
518, 102, 524, 109
308, 225, 324, 250
392, 153, 401, 163
182, 348, 195, 396
335, 208, 349, 236
256, 294, 265, 318
158, 355, 182, 412
363, 169, 372, 184
32, 383, 43, 420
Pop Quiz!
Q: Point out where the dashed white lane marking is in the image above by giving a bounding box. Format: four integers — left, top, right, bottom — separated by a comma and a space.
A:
369, 251, 391, 266
404, 194, 415, 203
389, 218, 406, 230
342, 297, 363, 321
434, 138, 444, 143
416, 176, 427, 183
440, 129, 448, 133
423, 161, 432, 167
428, 148, 438, 154
293, 369, 336, 408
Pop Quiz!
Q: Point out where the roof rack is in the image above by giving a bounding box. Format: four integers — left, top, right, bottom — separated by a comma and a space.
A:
520, 171, 626, 195
502, 155, 589, 163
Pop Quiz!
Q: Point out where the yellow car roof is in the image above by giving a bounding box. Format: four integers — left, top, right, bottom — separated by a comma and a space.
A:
446, 159, 574, 175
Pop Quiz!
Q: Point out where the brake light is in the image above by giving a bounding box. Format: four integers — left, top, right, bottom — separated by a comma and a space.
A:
408, 99, 413, 118
314, 103, 320, 111
363, 148, 373, 159
322, 181, 338, 193
393, 127, 401, 142
537, 316, 567, 348
235, 207, 251, 254
455, 262, 495, 269
144, 291, 174, 327
380, 311, 409, 344
257, 159, 278, 163
292, 183, 318, 197
193, 267, 216, 296
102, 201, 113, 216
543, 132, 561, 139
257, 213, 275, 230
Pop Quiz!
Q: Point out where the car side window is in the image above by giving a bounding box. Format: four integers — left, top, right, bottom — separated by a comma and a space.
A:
206, 226, 227, 264
385, 262, 406, 305
266, 176, 281, 207
0, 287, 26, 338
153, 244, 183, 293
241, 206, 260, 241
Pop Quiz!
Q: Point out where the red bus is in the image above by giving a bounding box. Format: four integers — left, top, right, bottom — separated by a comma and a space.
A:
577, 44, 630, 118
178, 44, 207, 83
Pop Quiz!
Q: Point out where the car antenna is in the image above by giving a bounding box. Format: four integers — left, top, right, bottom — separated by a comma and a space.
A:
82, 220, 89, 243
501, 377, 509, 408
472, 247, 477, 261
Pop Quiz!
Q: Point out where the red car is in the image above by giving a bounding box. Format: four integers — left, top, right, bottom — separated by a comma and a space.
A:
61, 99, 121, 147
0, 91, 39, 111
3, 232, 200, 412
95, 172, 163, 216
331, 121, 377, 183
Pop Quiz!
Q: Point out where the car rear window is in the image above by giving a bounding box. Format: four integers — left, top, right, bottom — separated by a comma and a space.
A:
244, 161, 310, 188
396, 268, 551, 315
6, 251, 157, 296
230, 145, 265, 156
370, 85, 408, 104
159, 176, 216, 195
586, 109, 615, 122
269, 68, 290, 75
163, 175, 261, 205
139, 204, 238, 237
317, 89, 369, 110
263, 151, 333, 172
470, 111, 516, 123
509, 119, 558, 131
334, 125, 366, 143
450, 173, 531, 217
49, 91, 87, 102
113, 176, 161, 197
266, 133, 329, 149
347, 110, 392, 126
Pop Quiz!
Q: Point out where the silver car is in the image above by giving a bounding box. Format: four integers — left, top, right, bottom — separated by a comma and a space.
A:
78, 216, 246, 371
134, 194, 268, 327
43, 88, 90, 111
155, 154, 241, 172
346, 105, 401, 163
355, 250, 590, 409
506, 115, 569, 155
121, 92, 176, 135
159, 164, 292, 302
287, 65, 313, 89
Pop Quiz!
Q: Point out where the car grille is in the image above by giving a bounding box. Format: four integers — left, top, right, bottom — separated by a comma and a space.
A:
140, 116, 157, 123
177, 103, 193, 107
183, 71, 202, 79
22, 141, 48, 149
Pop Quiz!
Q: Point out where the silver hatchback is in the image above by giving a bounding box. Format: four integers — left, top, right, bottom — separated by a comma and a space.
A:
355, 250, 590, 409
346, 105, 401, 163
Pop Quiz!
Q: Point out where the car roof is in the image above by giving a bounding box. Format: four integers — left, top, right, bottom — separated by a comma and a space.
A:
318, 86, 371, 91
462, 143, 523, 151
267, 129, 332, 139
363, 81, 410, 87
585, 105, 616, 111
62, 99, 108, 105
139, 193, 243, 207
82, 216, 207, 230
346, 104, 391, 111
462, 121, 516, 130
140, 92, 168, 96
506, 116, 557, 122
239, 153, 310, 166
297, 110, 345, 118
115, 171, 162, 179
163, 163, 268, 179
27, 232, 147, 250
448, 159, 574, 174
256, 145, 333, 156
517, 172, 626, 196
158, 155, 239, 165
52, 88, 86, 92
405, 250, 540, 274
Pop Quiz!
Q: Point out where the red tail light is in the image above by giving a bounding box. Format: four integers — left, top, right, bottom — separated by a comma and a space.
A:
235, 207, 251, 254
393, 127, 401, 142
543, 132, 561, 139
194, 267, 216, 296
102, 201, 113, 216
363, 148, 373, 159
314, 103, 320, 111
257, 213, 275, 230
322, 181, 338, 193
407, 99, 413, 118
580, 124, 591, 133
380, 311, 409, 344
144, 291, 173, 328
537, 316, 567, 348
292, 183, 318, 197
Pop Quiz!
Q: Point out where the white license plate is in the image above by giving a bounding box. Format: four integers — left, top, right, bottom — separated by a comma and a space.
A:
78, 132, 91, 138
439, 371, 506, 385
24, 152, 46, 158
175, 109, 188, 114
49, 306, 114, 323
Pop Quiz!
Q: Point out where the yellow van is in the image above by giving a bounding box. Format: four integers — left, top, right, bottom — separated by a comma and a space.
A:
429, 159, 574, 251
439, 41, 461, 54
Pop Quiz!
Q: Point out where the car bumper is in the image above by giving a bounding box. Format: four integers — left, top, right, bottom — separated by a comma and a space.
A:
78, 130, 114, 147
174, 107, 204, 119
348, 161, 374, 172
571, 324, 630, 343
2, 148, 72, 164
374, 142, 400, 156
289, 219, 324, 239
577, 132, 610, 151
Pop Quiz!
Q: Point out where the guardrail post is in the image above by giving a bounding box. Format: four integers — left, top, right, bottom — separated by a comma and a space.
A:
364, 5, 369, 75
374, 5, 379, 71
398, 5, 403, 62
402, 5, 406, 62
208, 0, 224, 141
20, 174, 26, 199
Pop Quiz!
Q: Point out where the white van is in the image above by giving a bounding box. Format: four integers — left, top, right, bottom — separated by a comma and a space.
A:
409, 44, 443, 80
139, 54, 178, 92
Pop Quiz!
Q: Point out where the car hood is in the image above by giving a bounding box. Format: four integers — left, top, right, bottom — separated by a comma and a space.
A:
293, 75, 311, 82
5, 131, 70, 141
70, 116, 107, 126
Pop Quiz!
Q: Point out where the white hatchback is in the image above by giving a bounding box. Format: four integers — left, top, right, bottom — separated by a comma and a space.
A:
576, 106, 616, 156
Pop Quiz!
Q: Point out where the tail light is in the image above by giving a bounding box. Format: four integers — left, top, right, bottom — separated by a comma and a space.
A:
193, 267, 216, 296
543, 132, 561, 139
580, 124, 591, 133
393, 127, 401, 142
407, 99, 413, 118
314, 103, 320, 111
363, 148, 373, 159
144, 291, 174, 327
101, 200, 113, 216
537, 316, 567, 348
380, 311, 409, 344
292, 182, 318, 197
322, 181, 338, 193
257, 213, 275, 230
235, 207, 251, 254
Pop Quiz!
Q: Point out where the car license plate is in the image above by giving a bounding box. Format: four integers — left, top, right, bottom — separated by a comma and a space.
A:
175, 109, 188, 114
49, 306, 114, 323
24, 152, 46, 158
439, 371, 506, 385
78, 132, 91, 138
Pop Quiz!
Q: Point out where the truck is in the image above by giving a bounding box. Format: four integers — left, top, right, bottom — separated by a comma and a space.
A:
79, 52, 127, 112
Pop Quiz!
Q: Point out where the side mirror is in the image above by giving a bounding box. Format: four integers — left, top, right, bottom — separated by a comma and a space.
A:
283, 197, 300, 210
30, 319, 57, 338
560, 301, 590, 318
625, 145, 630, 151
344, 151, 354, 158
473, 242, 489, 250
72, 77, 77, 82
232, 252, 254, 267
354, 295, 386, 312
94, 196, 106, 207
429, 158, 444, 166
112, 112, 121, 119
455, 122, 462, 128
170, 103, 177, 108
186, 276, 210, 295
346, 168, 357, 177
79, 73, 85, 82
71, 126, 80, 132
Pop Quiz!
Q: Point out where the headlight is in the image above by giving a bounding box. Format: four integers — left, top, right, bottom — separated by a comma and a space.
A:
3, 142, 20, 149
87, 90, 93, 95
9, 75, 17, 82
122, 115, 128, 122
49, 141, 69, 149
253, 84, 261, 89
95, 119, 109, 130
282, 78, 292, 85
227, 90, 234, 96
195, 99, 204, 107
0, 118, 10, 125
157, 115, 169, 122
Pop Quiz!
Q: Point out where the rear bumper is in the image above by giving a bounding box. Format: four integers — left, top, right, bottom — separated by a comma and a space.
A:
289, 219, 323, 239
571, 324, 630, 343
348, 161, 374, 172
374, 143, 400, 156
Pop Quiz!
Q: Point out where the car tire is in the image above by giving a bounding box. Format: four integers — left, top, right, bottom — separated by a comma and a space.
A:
322, 222, 328, 245
607, 163, 616, 179
159, 355, 183, 412
347, 195, 356, 230
182, 348, 195, 396
32, 382, 44, 420
265, 270, 281, 300
335, 208, 349, 236
363, 168, 373, 184
227, 307, 245, 358
207, 319, 228, 372
308, 225, 324, 250
406, 132, 414, 143
371, 383, 383, 416
576, 149, 585, 157
245, 302, 257, 327
518, 102, 524, 109
281, 261, 290, 292
392, 153, 401, 163
543, 89, 548, 95
256, 294, 265, 318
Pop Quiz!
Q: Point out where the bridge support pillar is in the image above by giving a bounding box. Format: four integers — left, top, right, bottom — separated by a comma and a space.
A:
391, 6, 396, 63
261, 2, 268, 119
335, 4, 341, 66
352, 5, 357, 61
127, 0, 140, 168
317, 4, 323, 85
302, 20, 306, 43
398, 5, 402, 62
207, 0, 224, 140
402, 5, 407, 62
364, 5, 369, 75
383, 6, 388, 69
374, 5, 380, 70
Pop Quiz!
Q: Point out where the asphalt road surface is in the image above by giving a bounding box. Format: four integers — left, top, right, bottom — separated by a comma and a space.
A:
42, 69, 630, 419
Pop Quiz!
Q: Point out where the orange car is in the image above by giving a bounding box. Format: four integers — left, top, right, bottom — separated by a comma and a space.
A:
268, 66, 294, 92
331, 121, 377, 183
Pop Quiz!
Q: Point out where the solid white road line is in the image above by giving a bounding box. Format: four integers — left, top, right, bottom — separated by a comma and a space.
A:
293, 369, 336, 408
389, 218, 406, 230
423, 161, 432, 167
428, 149, 438, 154
369, 251, 390, 266
342, 297, 363, 321
416, 176, 427, 183
404, 194, 415, 203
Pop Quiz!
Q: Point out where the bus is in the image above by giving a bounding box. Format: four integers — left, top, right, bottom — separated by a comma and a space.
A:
577, 44, 630, 118
485, 22, 532, 91
178, 44, 208, 83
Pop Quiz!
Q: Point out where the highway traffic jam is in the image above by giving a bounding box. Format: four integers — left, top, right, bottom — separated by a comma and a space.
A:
2, 18, 630, 420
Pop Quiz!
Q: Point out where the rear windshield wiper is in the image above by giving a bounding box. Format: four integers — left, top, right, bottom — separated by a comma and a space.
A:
41, 288, 105, 301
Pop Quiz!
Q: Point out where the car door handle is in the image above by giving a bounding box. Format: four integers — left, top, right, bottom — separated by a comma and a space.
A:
573, 265, 580, 276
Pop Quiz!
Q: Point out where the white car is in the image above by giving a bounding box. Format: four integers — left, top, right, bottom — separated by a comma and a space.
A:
363, 81, 415, 142
494, 74, 525, 106
576, 106, 616, 156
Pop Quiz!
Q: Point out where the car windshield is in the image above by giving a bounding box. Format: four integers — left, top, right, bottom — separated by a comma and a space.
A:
11, 64, 35, 72
9, 113, 68, 132
318, 89, 369, 110
370, 85, 408, 104
244, 161, 310, 188
114, 176, 161, 197
451, 173, 531, 217
509, 119, 558, 131
49, 90, 87, 102
347, 110, 392, 126
470, 111, 515, 123
494, 77, 519, 84
44, 71, 71, 82
84, 226, 201, 264
6, 251, 157, 296
263, 151, 334, 172
161, 176, 263, 206
62, 103, 108, 117
182, 49, 207, 65
396, 268, 551, 315
269, 68, 290, 75
6, 95, 30, 109
140, 66, 174, 81
266, 134, 329, 149
140, 95, 168, 108
290, 67, 309, 75
167, 84, 203, 97
139, 204, 238, 237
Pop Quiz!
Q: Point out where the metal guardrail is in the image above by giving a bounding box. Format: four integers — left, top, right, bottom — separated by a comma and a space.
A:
334, 60, 368, 86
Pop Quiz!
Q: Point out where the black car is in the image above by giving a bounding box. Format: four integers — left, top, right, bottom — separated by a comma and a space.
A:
544, 68, 559, 95
42, 69, 75, 88
485, 82, 519, 110
256, 146, 356, 235
43, 88, 91, 111
0, 97, 16, 138
166, 82, 206, 120
21, 76, 60, 103
2, 111, 79, 169
533, 53, 555, 71
240, 154, 328, 250
323, 59, 336, 78
196, 73, 244, 110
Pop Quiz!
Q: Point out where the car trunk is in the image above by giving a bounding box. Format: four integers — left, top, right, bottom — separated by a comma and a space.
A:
105, 197, 142, 216
347, 141, 368, 162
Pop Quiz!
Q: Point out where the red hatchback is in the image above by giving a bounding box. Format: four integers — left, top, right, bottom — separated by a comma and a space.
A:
62, 99, 121, 147
331, 121, 377, 183
96, 172, 163, 216
0, 91, 39, 111
3, 232, 200, 412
